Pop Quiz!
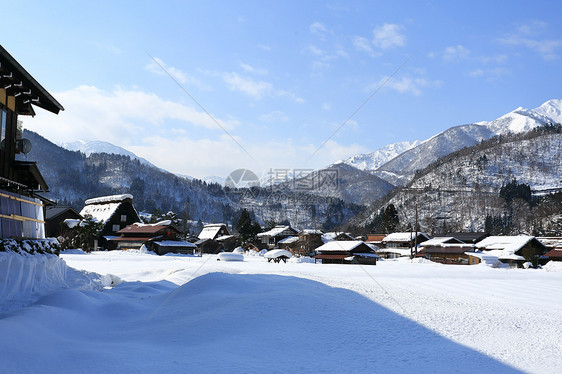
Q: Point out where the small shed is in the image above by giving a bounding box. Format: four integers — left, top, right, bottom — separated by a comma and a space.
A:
45, 206, 82, 238
264, 249, 293, 263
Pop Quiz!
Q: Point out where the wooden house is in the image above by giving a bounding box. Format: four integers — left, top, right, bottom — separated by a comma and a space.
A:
257, 225, 299, 249
469, 236, 548, 268
543, 247, 562, 262
436, 232, 489, 244
297, 229, 324, 256
314, 241, 379, 265
321, 231, 355, 243
366, 234, 386, 247
45, 206, 82, 238
198, 223, 231, 241
195, 223, 236, 254
110, 221, 196, 255
417, 244, 476, 265
0, 45, 64, 239
380, 232, 430, 257
79, 194, 140, 250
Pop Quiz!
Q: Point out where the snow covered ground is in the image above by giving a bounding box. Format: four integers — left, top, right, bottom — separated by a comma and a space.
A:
1, 250, 562, 373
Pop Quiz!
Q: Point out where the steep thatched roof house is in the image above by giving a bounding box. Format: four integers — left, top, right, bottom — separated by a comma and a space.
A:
79, 194, 140, 250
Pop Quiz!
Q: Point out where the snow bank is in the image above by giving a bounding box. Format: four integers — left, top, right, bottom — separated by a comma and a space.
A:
217, 252, 244, 261
0, 251, 101, 313
0, 272, 524, 373
543, 260, 562, 272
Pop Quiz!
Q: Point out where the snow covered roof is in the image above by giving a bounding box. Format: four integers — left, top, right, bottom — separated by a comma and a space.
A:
153, 240, 197, 248
278, 236, 300, 244
315, 240, 371, 253
216, 235, 235, 242
476, 236, 537, 253
382, 232, 430, 243
264, 249, 293, 259
63, 218, 81, 229
84, 194, 133, 206
198, 224, 229, 240
420, 237, 463, 246
80, 202, 122, 224
257, 225, 296, 238
345, 253, 380, 261
377, 247, 413, 257
301, 229, 323, 235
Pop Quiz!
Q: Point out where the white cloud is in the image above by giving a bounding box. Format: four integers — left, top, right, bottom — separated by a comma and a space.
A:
310, 22, 329, 37
127, 135, 367, 179
221, 72, 304, 103
223, 72, 273, 99
95, 42, 122, 55
322, 103, 331, 111
499, 36, 562, 60
480, 54, 508, 64
257, 44, 272, 52
145, 57, 208, 89
443, 45, 470, 61
372, 23, 406, 49
259, 110, 289, 122
498, 21, 562, 60
21, 85, 237, 146
240, 63, 268, 75
306, 45, 325, 57
370, 76, 432, 96
352, 36, 380, 57
469, 67, 509, 81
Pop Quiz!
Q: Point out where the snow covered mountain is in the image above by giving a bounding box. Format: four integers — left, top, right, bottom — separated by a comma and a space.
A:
59, 139, 156, 168
479, 98, 562, 135
372, 99, 562, 185
352, 125, 562, 235
340, 140, 422, 172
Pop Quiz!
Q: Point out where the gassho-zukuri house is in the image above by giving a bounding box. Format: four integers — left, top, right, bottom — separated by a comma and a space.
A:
0, 45, 63, 245
79, 194, 140, 250
314, 241, 379, 265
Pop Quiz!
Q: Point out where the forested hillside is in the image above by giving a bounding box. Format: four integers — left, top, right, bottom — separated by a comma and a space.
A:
351, 125, 562, 235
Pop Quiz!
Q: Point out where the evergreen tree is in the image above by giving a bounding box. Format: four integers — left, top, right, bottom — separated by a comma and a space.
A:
382, 204, 399, 233
236, 209, 258, 242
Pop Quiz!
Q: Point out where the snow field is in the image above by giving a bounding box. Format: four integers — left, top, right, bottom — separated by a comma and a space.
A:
1, 251, 561, 373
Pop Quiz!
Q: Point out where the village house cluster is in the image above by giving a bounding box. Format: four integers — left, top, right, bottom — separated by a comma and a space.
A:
43, 193, 562, 269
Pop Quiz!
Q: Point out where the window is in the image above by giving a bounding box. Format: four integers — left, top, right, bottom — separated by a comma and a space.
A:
121, 214, 127, 222
112, 224, 120, 232
0, 109, 6, 146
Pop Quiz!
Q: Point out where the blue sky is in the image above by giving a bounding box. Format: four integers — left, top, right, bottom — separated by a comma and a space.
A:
3, 1, 561, 179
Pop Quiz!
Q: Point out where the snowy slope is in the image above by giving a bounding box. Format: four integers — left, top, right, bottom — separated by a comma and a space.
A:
481, 99, 562, 135
374, 99, 562, 185
60, 139, 156, 168
1, 250, 560, 373
341, 140, 421, 172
